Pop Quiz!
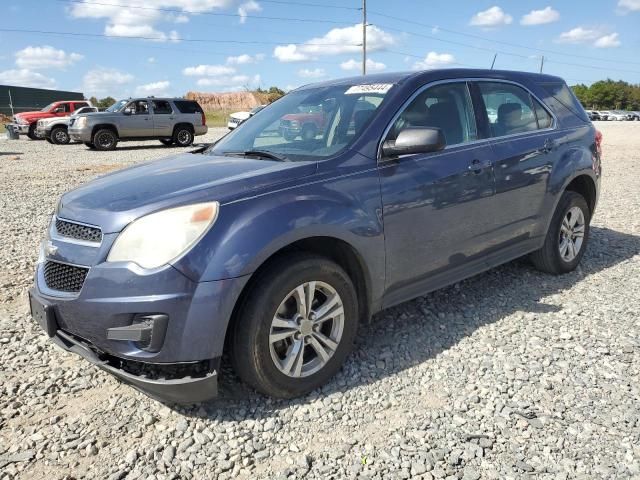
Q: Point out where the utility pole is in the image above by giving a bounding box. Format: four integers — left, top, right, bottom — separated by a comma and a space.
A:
8, 89, 14, 116
539, 55, 544, 73
490, 54, 497, 70
362, 0, 367, 75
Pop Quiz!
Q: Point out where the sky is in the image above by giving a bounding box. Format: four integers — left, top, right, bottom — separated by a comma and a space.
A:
0, 0, 639, 100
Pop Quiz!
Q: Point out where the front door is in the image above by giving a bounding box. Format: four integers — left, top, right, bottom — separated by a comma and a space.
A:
379, 82, 496, 304
120, 99, 154, 137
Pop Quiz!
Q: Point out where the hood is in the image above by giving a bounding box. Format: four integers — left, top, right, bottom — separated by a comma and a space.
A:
59, 153, 317, 233
15, 111, 55, 122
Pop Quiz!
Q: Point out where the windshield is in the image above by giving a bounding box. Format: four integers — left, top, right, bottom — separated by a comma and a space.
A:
106, 99, 128, 113
209, 83, 393, 161
40, 103, 56, 112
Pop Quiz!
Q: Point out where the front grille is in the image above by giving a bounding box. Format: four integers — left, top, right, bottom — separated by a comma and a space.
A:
43, 261, 89, 292
55, 218, 102, 243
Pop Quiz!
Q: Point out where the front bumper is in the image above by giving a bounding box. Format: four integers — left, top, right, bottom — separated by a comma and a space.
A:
68, 126, 92, 142
8, 123, 30, 134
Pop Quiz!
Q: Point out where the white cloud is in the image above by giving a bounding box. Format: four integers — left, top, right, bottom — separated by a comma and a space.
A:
412, 52, 456, 70
618, 0, 640, 12
594, 33, 621, 47
298, 68, 326, 79
15, 45, 83, 70
557, 27, 600, 43
340, 58, 386, 72
273, 24, 394, 62
520, 6, 560, 25
135, 80, 171, 96
0, 69, 56, 89
226, 53, 264, 65
469, 6, 513, 27
183, 64, 236, 76
83, 68, 133, 96
238, 0, 261, 23
69, 1, 243, 41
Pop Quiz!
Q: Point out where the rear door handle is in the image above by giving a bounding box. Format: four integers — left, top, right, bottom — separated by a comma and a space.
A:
468, 159, 493, 172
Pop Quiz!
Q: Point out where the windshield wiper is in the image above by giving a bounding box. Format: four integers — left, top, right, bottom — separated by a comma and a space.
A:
223, 150, 289, 162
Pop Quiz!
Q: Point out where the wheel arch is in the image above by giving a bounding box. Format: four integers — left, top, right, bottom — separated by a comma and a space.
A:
91, 123, 119, 139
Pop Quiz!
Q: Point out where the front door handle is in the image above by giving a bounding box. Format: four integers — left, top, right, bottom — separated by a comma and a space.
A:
468, 159, 493, 172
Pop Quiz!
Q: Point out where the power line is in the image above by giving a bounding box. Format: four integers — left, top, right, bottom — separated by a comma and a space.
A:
374, 23, 640, 76
368, 9, 640, 67
0, 28, 361, 47
57, 0, 355, 25
259, 0, 360, 10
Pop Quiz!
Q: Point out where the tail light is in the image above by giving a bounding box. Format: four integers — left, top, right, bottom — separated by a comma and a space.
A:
595, 129, 603, 157
201, 111, 206, 126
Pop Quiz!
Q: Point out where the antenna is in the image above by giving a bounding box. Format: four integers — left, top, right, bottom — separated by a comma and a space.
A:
490, 54, 497, 70
539, 55, 544, 73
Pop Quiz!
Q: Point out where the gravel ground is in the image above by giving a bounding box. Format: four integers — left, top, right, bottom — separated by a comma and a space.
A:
1, 123, 639, 480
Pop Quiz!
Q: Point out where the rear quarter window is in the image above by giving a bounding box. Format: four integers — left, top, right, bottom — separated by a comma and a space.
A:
174, 101, 204, 114
540, 82, 589, 123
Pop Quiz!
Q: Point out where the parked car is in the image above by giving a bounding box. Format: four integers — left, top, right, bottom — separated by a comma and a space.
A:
586, 110, 601, 121
227, 105, 267, 130
279, 104, 328, 141
8, 100, 92, 140
608, 110, 628, 121
29, 69, 601, 403
598, 110, 611, 121
625, 111, 640, 121
68, 97, 207, 150
37, 106, 98, 144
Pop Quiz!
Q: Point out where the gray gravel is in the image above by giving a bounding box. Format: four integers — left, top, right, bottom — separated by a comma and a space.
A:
1, 123, 639, 480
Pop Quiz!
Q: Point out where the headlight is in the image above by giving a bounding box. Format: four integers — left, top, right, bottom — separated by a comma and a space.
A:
16, 117, 28, 125
107, 202, 219, 269
75, 116, 87, 128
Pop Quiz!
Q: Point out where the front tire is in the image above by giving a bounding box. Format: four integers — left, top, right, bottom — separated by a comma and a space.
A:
530, 191, 590, 274
50, 127, 70, 145
92, 129, 118, 151
84, 142, 96, 149
160, 139, 174, 147
231, 254, 358, 398
27, 124, 44, 140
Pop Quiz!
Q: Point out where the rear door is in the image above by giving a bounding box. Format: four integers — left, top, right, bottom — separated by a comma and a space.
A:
151, 100, 175, 137
378, 81, 497, 302
474, 80, 557, 247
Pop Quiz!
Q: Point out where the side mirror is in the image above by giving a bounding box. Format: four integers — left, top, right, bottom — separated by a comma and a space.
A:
123, 107, 133, 115
382, 127, 446, 158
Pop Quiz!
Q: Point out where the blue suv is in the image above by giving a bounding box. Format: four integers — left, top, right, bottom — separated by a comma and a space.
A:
29, 69, 601, 403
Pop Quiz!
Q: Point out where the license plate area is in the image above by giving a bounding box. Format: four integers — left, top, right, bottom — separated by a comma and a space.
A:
29, 291, 58, 337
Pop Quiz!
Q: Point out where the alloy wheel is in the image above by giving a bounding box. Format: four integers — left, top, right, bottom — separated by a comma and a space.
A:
558, 206, 585, 262
269, 281, 344, 378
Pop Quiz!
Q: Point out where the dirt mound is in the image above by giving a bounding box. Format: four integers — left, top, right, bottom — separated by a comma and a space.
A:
185, 91, 269, 112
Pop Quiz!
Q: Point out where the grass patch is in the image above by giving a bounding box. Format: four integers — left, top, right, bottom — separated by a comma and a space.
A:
205, 111, 232, 128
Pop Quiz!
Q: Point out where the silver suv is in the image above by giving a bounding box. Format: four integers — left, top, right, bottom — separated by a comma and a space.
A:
68, 97, 208, 150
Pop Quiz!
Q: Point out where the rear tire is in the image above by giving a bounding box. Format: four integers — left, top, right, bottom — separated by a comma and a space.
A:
50, 126, 70, 145
92, 129, 118, 151
173, 126, 194, 147
231, 253, 358, 398
530, 191, 590, 275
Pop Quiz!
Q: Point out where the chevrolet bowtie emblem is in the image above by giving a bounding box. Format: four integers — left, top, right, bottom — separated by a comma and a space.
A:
45, 241, 58, 256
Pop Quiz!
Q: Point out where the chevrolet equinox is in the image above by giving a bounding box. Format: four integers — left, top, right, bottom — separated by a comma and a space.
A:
29, 69, 602, 403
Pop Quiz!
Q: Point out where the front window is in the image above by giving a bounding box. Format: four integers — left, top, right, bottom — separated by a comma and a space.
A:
209, 84, 393, 162
106, 100, 128, 113
40, 103, 56, 112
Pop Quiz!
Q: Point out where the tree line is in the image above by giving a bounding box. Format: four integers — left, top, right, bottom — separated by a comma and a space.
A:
571, 80, 640, 110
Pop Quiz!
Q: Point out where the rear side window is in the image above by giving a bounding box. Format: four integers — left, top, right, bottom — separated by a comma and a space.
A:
540, 82, 589, 122
387, 82, 477, 147
479, 82, 551, 137
73, 102, 89, 110
153, 100, 173, 114
174, 100, 203, 114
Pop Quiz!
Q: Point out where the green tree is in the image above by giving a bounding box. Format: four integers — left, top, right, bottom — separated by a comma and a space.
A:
97, 97, 116, 109
89, 96, 98, 106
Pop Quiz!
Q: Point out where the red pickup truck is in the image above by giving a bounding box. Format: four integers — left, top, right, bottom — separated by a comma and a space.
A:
279, 105, 327, 141
9, 100, 91, 140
